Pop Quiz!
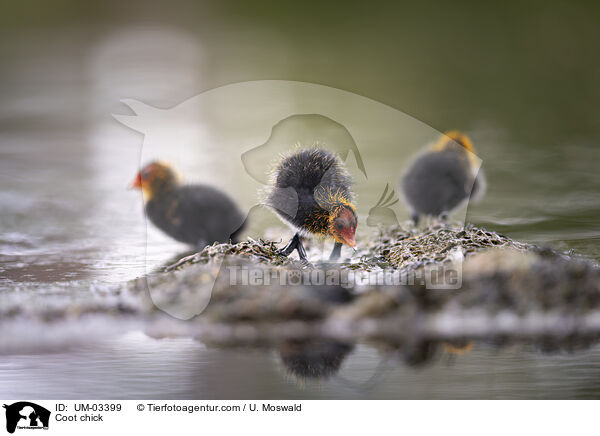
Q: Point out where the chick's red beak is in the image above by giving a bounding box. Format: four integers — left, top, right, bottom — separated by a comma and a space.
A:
129, 172, 142, 190
345, 235, 357, 248
340, 228, 357, 248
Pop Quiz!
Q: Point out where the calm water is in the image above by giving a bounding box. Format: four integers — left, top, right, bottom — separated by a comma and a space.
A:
1, 4, 600, 398
3, 333, 600, 399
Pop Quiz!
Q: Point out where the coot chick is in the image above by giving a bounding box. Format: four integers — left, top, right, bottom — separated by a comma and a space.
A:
131, 161, 245, 249
402, 131, 485, 225
265, 148, 357, 261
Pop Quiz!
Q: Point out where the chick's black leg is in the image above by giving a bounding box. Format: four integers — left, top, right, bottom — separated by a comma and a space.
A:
329, 242, 342, 260
279, 234, 299, 256
280, 233, 308, 262
295, 236, 308, 262
411, 213, 420, 226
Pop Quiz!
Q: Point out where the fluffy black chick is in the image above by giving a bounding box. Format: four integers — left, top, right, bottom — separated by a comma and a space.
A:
131, 161, 245, 249
265, 148, 357, 261
402, 131, 485, 225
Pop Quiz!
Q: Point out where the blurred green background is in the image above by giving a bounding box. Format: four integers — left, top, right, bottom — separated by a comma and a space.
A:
2, 0, 599, 134
2, 0, 599, 278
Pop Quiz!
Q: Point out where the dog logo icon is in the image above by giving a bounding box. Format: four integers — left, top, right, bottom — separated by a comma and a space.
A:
3, 402, 50, 434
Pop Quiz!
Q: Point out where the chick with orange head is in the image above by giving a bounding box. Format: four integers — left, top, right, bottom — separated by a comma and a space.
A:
402, 131, 485, 225
264, 148, 357, 261
131, 161, 245, 249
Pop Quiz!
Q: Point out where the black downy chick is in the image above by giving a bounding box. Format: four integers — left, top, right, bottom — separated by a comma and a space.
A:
131, 161, 245, 249
402, 131, 485, 225
265, 148, 357, 261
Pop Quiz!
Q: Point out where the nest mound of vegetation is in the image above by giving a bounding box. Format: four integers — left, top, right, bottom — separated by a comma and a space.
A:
162, 223, 539, 273
3, 224, 598, 355
124, 223, 600, 346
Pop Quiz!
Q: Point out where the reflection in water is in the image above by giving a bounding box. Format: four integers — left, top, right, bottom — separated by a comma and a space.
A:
399, 341, 439, 367
276, 338, 475, 385
277, 339, 354, 380
442, 341, 474, 356
3, 331, 600, 399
